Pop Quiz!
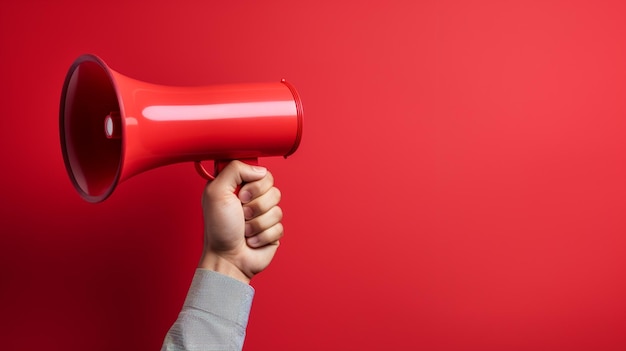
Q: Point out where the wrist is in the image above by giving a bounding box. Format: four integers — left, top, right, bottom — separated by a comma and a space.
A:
198, 252, 251, 284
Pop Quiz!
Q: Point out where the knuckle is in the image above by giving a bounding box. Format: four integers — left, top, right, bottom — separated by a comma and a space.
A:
274, 206, 284, 221
275, 223, 284, 238
266, 171, 275, 184
273, 187, 282, 203
264, 223, 284, 244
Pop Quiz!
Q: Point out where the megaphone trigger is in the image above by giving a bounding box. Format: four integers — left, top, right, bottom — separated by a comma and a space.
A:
194, 161, 216, 181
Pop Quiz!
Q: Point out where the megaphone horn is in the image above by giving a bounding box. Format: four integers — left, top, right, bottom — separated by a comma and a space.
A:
60, 54, 303, 203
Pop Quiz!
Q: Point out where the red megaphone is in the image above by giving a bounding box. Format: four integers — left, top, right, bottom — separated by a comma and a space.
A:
60, 54, 303, 203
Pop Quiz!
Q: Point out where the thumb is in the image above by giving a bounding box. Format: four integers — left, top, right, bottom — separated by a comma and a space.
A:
212, 160, 267, 194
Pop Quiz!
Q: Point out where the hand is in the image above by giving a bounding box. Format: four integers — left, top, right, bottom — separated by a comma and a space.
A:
198, 161, 284, 284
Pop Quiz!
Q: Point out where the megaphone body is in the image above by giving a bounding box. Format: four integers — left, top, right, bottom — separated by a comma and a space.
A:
60, 54, 303, 203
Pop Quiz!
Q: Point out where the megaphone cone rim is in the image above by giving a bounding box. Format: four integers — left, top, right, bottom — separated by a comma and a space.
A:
59, 54, 125, 203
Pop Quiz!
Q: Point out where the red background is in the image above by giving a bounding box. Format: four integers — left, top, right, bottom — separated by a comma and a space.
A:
2, 0, 626, 350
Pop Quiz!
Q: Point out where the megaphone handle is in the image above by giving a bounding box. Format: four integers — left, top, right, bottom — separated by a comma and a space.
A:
194, 159, 260, 193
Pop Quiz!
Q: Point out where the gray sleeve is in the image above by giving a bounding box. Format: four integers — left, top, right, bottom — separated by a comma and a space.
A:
161, 269, 255, 351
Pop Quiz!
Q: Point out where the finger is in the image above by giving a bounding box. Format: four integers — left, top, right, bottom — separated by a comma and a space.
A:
244, 206, 283, 237
239, 171, 274, 204
243, 187, 281, 220
212, 161, 267, 195
246, 223, 284, 248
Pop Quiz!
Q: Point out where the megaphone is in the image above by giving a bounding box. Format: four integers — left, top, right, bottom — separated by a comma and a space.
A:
60, 54, 303, 203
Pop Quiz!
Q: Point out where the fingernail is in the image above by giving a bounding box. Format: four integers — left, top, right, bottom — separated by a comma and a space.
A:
247, 236, 260, 246
239, 190, 252, 203
252, 166, 267, 173
243, 206, 253, 219
244, 223, 253, 237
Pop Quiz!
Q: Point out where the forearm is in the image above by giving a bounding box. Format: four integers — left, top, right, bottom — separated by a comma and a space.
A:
161, 269, 254, 351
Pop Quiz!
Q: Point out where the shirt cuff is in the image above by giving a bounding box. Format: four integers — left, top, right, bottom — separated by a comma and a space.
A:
183, 269, 255, 328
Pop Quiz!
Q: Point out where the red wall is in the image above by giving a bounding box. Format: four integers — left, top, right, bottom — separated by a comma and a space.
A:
2, 0, 626, 350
